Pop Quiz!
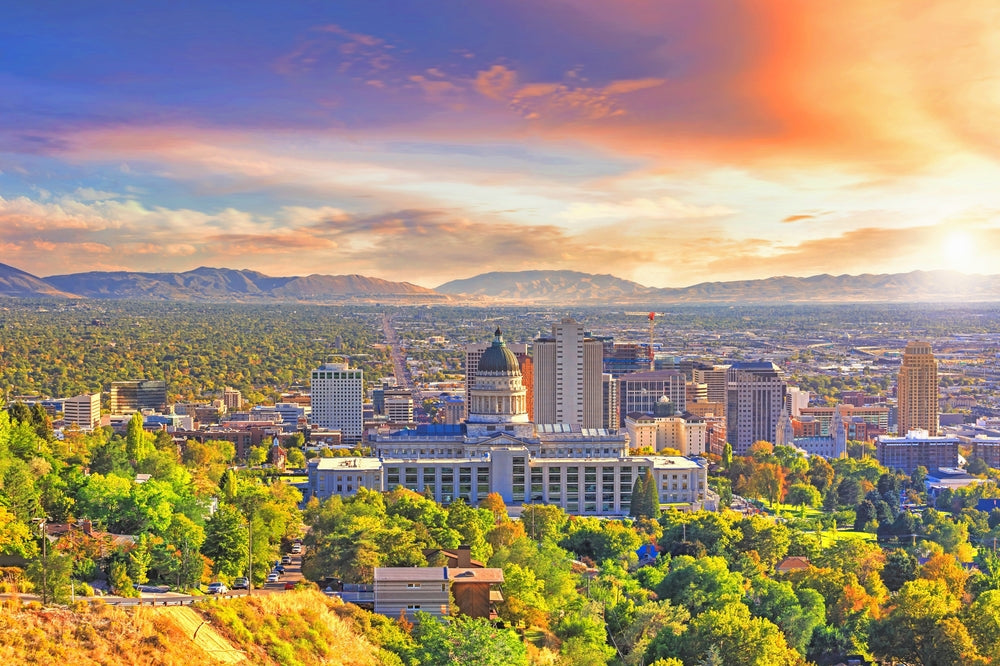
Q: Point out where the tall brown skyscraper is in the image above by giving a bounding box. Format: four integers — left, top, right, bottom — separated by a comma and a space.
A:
897, 341, 939, 436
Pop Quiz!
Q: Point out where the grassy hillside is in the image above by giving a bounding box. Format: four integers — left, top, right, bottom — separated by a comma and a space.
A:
0, 592, 388, 666
200, 591, 387, 665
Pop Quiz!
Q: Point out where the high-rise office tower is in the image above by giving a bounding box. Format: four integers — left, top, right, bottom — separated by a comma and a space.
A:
601, 373, 619, 431
897, 341, 939, 436
310, 361, 364, 443
384, 388, 415, 424
222, 387, 243, 411
726, 362, 788, 454
618, 370, 687, 424
64, 392, 101, 430
110, 380, 167, 414
533, 319, 603, 427
693, 364, 730, 415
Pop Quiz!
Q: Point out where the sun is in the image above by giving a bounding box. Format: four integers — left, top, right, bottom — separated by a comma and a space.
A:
940, 231, 976, 273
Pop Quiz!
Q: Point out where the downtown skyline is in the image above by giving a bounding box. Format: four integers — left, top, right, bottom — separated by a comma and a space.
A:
2, 1, 999, 288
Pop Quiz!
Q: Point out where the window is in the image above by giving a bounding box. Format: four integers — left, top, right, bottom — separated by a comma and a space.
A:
406, 583, 422, 589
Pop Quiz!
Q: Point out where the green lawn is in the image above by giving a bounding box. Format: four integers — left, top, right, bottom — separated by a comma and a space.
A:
768, 502, 825, 520
815, 529, 877, 546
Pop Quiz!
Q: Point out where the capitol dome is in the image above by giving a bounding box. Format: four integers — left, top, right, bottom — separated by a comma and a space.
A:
478, 327, 521, 374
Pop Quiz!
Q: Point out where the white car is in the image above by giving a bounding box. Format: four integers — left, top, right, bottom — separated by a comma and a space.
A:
266, 572, 279, 583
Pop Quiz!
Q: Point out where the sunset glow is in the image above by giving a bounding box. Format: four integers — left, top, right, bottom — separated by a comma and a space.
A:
1, 1, 999, 287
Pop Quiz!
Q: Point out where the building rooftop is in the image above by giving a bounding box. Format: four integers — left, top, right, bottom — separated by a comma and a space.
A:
449, 568, 504, 584
312, 457, 383, 471
375, 567, 448, 582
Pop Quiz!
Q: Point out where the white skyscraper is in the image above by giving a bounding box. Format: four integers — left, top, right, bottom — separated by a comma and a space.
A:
310, 361, 363, 443
533, 318, 603, 427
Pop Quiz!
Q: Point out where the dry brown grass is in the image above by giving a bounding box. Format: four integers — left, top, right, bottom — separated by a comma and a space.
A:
197, 590, 384, 666
0, 599, 220, 665
0, 592, 386, 666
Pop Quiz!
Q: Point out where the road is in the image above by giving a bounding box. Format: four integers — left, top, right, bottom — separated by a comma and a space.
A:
1, 549, 308, 607
381, 312, 412, 389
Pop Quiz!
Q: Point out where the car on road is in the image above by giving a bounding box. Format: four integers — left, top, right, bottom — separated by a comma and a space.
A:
281, 555, 292, 564
273, 565, 286, 574
284, 581, 296, 590
232, 577, 250, 590
207, 582, 228, 594
291, 544, 301, 554
266, 573, 279, 583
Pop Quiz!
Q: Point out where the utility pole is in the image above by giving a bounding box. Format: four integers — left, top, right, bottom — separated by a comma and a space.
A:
33, 517, 49, 604
248, 515, 253, 595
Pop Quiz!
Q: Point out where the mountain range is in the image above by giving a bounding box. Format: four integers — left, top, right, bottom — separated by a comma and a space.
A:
0, 264, 437, 302
1, 262, 998, 304
436, 269, 1000, 304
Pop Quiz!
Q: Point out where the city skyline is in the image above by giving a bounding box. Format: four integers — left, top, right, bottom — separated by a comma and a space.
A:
2, 2, 999, 287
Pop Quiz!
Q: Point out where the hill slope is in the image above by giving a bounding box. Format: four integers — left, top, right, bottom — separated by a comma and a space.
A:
0, 262, 78, 298
436, 270, 653, 301
439, 269, 1000, 303
0, 592, 384, 665
652, 270, 1000, 303
43, 267, 436, 301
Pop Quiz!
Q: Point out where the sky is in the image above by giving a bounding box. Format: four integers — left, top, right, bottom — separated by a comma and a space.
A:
2, 0, 999, 288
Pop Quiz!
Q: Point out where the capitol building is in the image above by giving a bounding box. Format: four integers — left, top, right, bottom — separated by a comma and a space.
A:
308, 328, 712, 515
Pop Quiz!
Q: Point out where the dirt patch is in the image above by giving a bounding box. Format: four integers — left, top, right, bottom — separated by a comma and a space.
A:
153, 606, 246, 664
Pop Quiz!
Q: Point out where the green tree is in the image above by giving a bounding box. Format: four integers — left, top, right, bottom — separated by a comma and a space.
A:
630, 469, 659, 519
0, 506, 35, 557
720, 442, 732, 468
854, 499, 877, 531
647, 601, 799, 666
736, 516, 790, 570
128, 533, 152, 585
247, 445, 268, 468
555, 604, 617, 665
26, 549, 73, 604
786, 483, 821, 509
125, 412, 153, 465
202, 503, 248, 579
518, 503, 568, 543
869, 578, 960, 665
109, 559, 138, 597
965, 589, 1000, 661
655, 555, 745, 615
807, 456, 835, 492
882, 549, 918, 592
408, 612, 529, 666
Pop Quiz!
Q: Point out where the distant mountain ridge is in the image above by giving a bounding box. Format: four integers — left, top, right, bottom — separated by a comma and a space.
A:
436, 270, 654, 302
437, 269, 1000, 303
0, 262, 997, 303
0, 263, 437, 301
0, 263, 79, 299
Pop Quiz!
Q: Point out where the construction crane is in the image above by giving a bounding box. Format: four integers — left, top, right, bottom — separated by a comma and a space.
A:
625, 312, 668, 370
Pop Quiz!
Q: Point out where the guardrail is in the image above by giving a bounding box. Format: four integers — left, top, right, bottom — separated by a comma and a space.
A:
106, 597, 199, 607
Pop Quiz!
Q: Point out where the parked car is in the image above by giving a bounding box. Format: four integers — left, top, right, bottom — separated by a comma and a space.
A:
266, 572, 279, 583
232, 577, 250, 590
207, 582, 228, 594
